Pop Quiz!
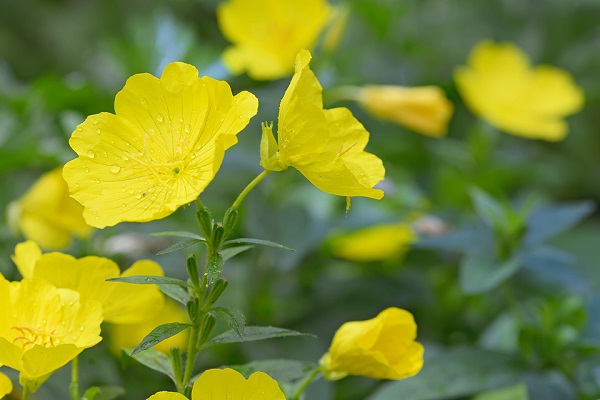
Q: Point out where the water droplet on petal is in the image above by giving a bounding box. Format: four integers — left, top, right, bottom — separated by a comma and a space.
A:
184, 124, 191, 133
139, 97, 147, 105
86, 150, 95, 159
95, 178, 100, 184
96, 128, 101, 134
110, 164, 121, 173
178, 115, 184, 123
156, 113, 164, 122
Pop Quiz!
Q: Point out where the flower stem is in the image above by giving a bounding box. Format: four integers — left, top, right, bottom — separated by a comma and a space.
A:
70, 356, 80, 400
231, 170, 271, 210
290, 368, 322, 400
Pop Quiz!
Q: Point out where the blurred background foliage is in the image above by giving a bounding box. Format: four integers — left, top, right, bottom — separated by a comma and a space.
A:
1, 0, 600, 399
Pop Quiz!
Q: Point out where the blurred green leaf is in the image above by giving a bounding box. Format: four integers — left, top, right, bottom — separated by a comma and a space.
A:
132, 322, 191, 355
211, 306, 246, 339
470, 187, 507, 229
156, 238, 206, 255
108, 275, 191, 288
223, 238, 294, 251
460, 254, 521, 294
369, 347, 523, 400
203, 326, 315, 349
221, 244, 254, 261
473, 383, 529, 400
150, 231, 206, 241
82, 386, 125, 400
123, 347, 176, 384
525, 201, 595, 245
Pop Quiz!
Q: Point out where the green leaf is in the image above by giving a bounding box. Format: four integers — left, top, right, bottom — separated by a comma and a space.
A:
460, 254, 521, 294
150, 231, 206, 241
221, 245, 254, 261
469, 187, 507, 229
525, 201, 595, 245
123, 347, 176, 384
368, 347, 523, 400
231, 359, 319, 397
156, 238, 205, 255
107, 275, 191, 288
82, 386, 125, 400
207, 253, 224, 284
211, 307, 246, 338
132, 322, 191, 355
222, 238, 294, 251
203, 326, 315, 349
159, 284, 190, 305
473, 383, 529, 400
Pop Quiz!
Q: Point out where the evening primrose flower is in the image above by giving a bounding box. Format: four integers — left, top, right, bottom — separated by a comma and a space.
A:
455, 40, 584, 141
0, 274, 102, 391
108, 300, 188, 355
63, 62, 258, 228
217, 0, 331, 80
344, 85, 453, 137
146, 368, 285, 400
0, 371, 12, 398
320, 307, 423, 380
329, 223, 417, 262
12, 241, 165, 324
261, 50, 385, 199
7, 167, 92, 250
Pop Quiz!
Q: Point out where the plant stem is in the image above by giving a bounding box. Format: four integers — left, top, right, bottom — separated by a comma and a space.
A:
290, 368, 322, 400
70, 356, 80, 400
231, 170, 271, 210
22, 384, 30, 400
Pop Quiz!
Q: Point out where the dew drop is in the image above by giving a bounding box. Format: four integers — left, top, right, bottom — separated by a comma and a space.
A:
86, 150, 95, 159
96, 128, 101, 134
95, 178, 100, 184
156, 113, 164, 122
148, 128, 155, 135
110, 164, 121, 173
77, 127, 83, 132
139, 97, 147, 105
135, 193, 142, 199
128, 189, 134, 195
92, 119, 98, 125
178, 115, 184, 123
184, 124, 191, 133
121, 154, 129, 160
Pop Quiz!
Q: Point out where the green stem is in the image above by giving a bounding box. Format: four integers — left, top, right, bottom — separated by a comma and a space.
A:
70, 356, 80, 400
290, 368, 322, 400
22, 384, 30, 400
231, 170, 271, 210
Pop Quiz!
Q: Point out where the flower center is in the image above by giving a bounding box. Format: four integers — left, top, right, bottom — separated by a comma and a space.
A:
11, 325, 62, 351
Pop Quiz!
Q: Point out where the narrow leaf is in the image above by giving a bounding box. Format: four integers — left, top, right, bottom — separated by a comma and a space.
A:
203, 326, 315, 348
473, 383, 529, 400
460, 254, 521, 294
108, 275, 191, 289
150, 231, 206, 241
132, 322, 191, 355
82, 386, 125, 400
123, 347, 176, 383
223, 238, 294, 251
159, 284, 190, 305
221, 245, 254, 261
207, 253, 224, 285
211, 307, 246, 338
525, 201, 595, 245
469, 187, 506, 229
157, 238, 205, 255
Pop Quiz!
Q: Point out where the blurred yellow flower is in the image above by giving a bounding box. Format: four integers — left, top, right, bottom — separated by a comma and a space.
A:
329, 223, 417, 262
63, 62, 258, 228
0, 371, 12, 398
145, 368, 285, 400
7, 168, 92, 250
217, 0, 331, 80
108, 299, 188, 355
12, 241, 165, 324
320, 307, 423, 380
0, 274, 102, 391
455, 40, 584, 141
261, 50, 385, 199
355, 85, 453, 137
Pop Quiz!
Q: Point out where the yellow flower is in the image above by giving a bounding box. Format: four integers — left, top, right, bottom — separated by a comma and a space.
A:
108, 299, 189, 355
63, 62, 258, 228
261, 50, 385, 199
12, 241, 165, 324
7, 168, 92, 250
146, 368, 285, 400
454, 40, 584, 141
0, 274, 102, 391
355, 85, 453, 137
0, 371, 12, 398
320, 307, 423, 380
329, 223, 417, 262
217, 0, 331, 80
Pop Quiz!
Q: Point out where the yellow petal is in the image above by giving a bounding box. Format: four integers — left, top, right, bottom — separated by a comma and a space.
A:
0, 371, 12, 398
455, 40, 584, 141
322, 307, 423, 380
146, 392, 188, 400
276, 50, 385, 199
8, 168, 92, 250
217, 0, 331, 80
11, 240, 42, 279
359, 86, 454, 137
64, 62, 258, 228
192, 368, 285, 400
329, 223, 417, 262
